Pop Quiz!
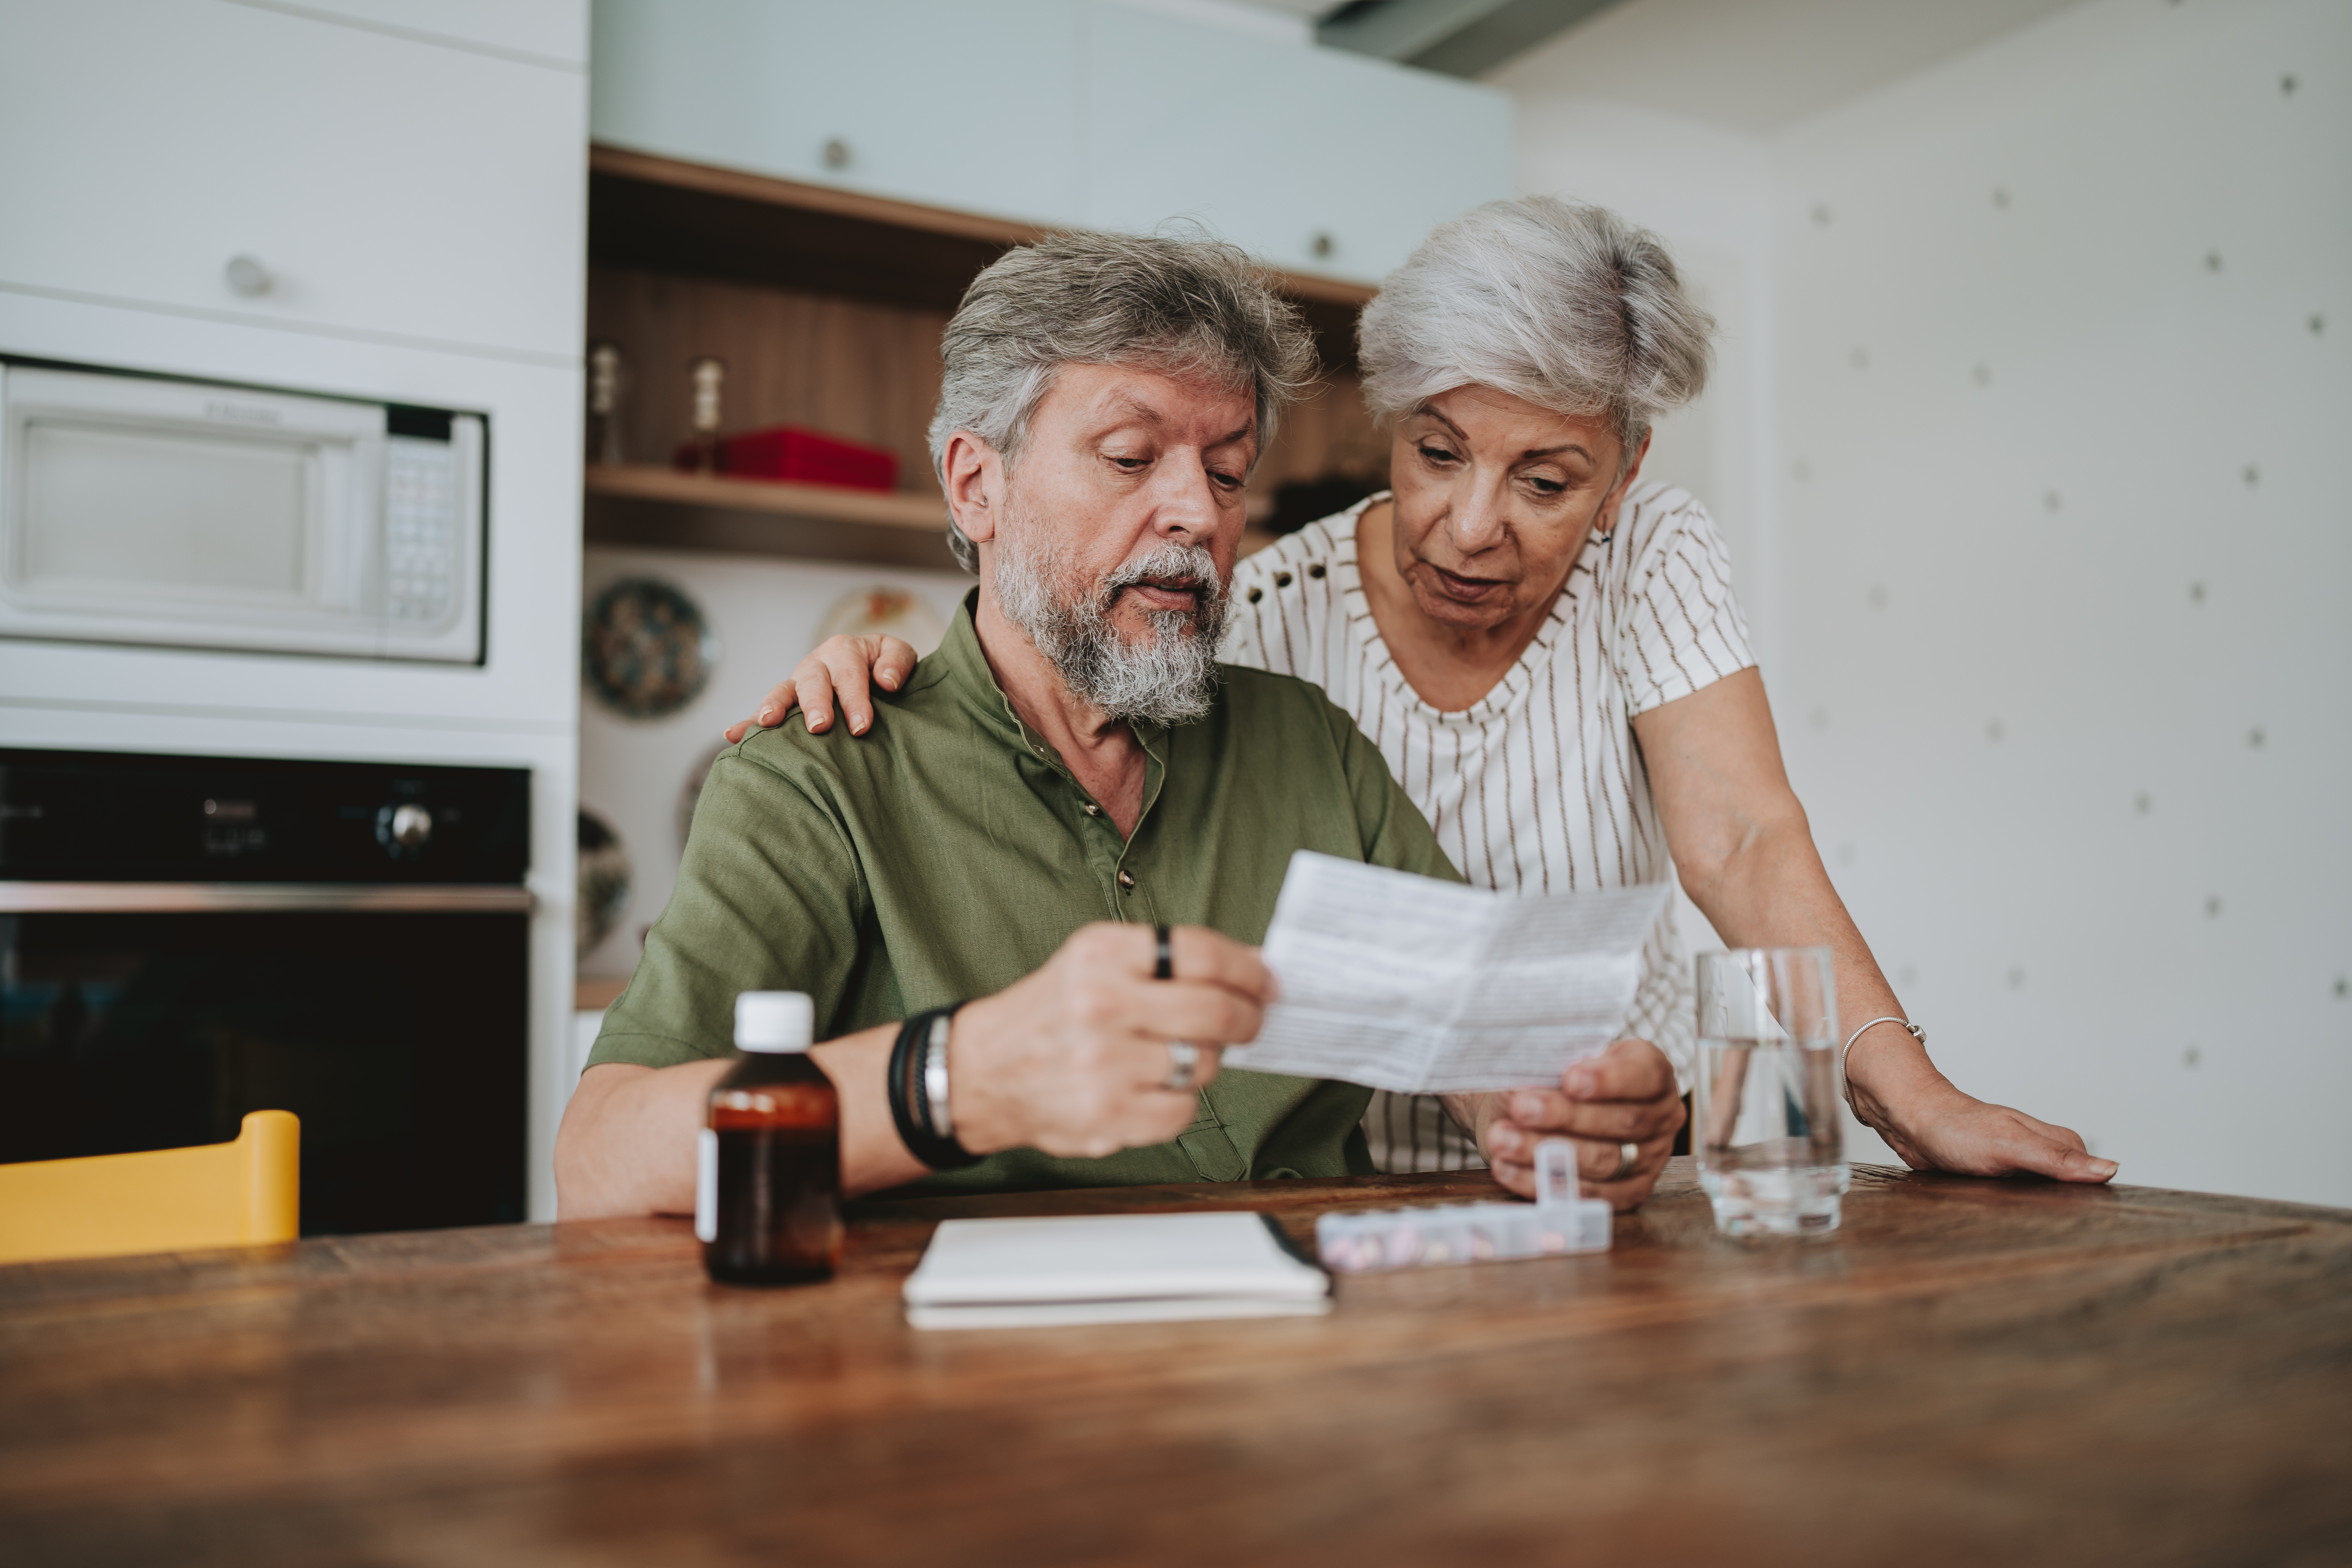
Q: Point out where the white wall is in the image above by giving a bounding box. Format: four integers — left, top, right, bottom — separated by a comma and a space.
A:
1502, 0, 2352, 1206
1769, 0, 2350, 1208
577, 547, 973, 980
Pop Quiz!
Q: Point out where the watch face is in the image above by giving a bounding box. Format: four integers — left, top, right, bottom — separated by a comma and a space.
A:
583, 576, 719, 720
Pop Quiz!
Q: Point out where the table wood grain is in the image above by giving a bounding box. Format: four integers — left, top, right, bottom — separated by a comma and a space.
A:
1, 1161, 2346, 1566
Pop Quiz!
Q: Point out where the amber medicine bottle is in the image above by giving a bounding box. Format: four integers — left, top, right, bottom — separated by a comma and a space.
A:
697, 991, 842, 1285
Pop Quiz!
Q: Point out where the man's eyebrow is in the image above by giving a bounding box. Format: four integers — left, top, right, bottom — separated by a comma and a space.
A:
1094, 398, 1254, 451
1102, 394, 1167, 428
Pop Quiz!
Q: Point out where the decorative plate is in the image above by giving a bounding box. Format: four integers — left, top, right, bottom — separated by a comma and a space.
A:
583, 576, 719, 719
814, 585, 947, 657
576, 808, 633, 959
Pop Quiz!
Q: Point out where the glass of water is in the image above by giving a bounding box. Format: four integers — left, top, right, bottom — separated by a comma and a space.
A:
1694, 948, 1848, 1236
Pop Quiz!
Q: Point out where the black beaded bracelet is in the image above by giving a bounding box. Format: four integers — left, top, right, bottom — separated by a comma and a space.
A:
888, 1006, 980, 1170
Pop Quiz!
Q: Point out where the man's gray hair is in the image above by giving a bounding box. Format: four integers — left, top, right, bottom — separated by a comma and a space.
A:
929, 229, 1318, 573
1358, 196, 1715, 468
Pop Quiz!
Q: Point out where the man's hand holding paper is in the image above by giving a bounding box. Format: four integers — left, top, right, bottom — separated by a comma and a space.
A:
1228, 853, 1688, 1209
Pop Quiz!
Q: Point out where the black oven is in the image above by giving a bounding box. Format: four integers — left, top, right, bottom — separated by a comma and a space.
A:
0, 748, 529, 1235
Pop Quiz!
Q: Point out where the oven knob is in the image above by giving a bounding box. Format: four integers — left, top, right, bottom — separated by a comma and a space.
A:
381, 802, 434, 852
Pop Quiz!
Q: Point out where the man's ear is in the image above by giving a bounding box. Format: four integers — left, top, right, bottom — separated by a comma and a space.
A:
943, 431, 1002, 546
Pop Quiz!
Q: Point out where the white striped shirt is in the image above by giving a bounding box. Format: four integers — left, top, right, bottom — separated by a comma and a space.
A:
1222, 484, 1757, 1172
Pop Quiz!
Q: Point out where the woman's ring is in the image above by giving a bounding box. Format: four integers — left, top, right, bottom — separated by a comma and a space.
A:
1164, 1041, 1199, 1092
1611, 1141, 1639, 1181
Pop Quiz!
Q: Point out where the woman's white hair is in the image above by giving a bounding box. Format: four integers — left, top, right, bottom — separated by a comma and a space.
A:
1359, 196, 1715, 468
929, 228, 1318, 573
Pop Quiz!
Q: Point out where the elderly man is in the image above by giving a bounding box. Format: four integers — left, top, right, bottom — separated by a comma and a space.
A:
556, 232, 1463, 1211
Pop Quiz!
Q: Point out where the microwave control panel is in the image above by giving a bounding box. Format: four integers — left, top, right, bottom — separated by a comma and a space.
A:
383, 405, 466, 634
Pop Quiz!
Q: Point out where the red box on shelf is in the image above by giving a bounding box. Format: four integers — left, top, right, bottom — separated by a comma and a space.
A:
689, 425, 900, 492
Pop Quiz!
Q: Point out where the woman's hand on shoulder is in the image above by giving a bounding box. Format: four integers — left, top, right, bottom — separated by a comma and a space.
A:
722, 634, 920, 744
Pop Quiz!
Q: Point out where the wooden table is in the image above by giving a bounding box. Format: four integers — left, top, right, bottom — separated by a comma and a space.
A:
2, 1161, 2346, 1566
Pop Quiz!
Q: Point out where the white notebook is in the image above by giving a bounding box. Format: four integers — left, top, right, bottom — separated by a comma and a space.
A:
901, 1212, 1332, 1330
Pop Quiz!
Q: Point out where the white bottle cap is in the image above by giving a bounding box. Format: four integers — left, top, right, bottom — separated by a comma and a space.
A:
734, 991, 814, 1053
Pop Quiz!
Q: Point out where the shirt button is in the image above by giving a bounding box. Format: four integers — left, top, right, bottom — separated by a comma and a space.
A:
1082, 803, 1102, 817
1117, 870, 1136, 891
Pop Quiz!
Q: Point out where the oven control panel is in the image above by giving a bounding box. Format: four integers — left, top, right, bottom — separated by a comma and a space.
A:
0, 749, 528, 883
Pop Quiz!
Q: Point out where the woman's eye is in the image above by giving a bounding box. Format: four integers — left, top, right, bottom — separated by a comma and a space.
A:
1525, 476, 1566, 496
1418, 445, 1458, 466
1110, 455, 1149, 471
1210, 470, 1243, 491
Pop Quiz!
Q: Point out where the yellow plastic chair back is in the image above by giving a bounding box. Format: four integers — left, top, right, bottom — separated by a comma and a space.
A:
0, 1110, 300, 1264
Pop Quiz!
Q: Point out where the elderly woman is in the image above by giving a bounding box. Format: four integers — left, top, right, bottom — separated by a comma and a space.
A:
728, 197, 2117, 1206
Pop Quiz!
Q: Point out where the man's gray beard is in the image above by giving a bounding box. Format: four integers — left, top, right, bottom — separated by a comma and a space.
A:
992, 511, 1228, 727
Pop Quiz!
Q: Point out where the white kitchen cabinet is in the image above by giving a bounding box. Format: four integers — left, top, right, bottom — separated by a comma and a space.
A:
280, 0, 589, 67
590, 0, 1083, 226
587, 0, 1511, 285
1077, 5, 1511, 283
0, 0, 585, 362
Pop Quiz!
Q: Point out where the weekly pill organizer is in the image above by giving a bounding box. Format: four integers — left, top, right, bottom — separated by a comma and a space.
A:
1315, 1139, 1612, 1273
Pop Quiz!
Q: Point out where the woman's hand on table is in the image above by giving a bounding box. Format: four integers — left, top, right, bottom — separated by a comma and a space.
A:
1852, 1056, 2119, 1183
1458, 1038, 1685, 1212
722, 634, 919, 743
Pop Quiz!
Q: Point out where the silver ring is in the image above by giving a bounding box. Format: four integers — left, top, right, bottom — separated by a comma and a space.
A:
1610, 1141, 1639, 1181
1163, 1040, 1200, 1092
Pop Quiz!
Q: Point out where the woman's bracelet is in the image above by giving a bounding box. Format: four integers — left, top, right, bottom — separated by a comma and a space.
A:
1843, 1016, 1925, 1058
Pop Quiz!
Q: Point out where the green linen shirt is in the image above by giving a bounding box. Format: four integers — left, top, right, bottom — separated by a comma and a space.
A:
590, 591, 1459, 1193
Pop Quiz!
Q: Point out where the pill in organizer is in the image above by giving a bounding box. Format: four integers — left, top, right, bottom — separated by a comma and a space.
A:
1315, 1139, 1612, 1272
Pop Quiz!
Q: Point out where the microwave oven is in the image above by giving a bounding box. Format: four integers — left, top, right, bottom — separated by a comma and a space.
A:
0, 357, 485, 663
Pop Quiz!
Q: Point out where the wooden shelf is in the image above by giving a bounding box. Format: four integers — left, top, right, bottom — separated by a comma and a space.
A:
592, 144, 1058, 253
581, 148, 1387, 569
584, 466, 961, 571
587, 466, 945, 531
575, 976, 629, 1012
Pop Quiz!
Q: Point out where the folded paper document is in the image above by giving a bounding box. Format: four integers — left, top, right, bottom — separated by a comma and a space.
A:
1223, 852, 1672, 1094
902, 1212, 1332, 1330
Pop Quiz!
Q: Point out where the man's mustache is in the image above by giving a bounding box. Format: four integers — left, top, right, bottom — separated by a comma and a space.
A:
1099, 544, 1222, 608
